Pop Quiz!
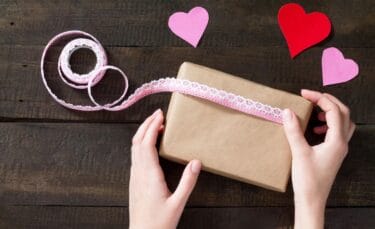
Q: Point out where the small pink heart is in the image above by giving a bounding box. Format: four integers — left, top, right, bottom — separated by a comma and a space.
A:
168, 6, 209, 47
322, 47, 359, 86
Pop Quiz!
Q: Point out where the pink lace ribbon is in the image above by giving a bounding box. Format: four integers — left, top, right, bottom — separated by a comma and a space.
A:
40, 30, 283, 124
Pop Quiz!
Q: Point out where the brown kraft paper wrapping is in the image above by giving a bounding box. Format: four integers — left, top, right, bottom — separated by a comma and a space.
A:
159, 62, 313, 192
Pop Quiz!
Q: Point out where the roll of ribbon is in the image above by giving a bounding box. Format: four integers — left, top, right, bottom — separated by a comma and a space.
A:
40, 30, 283, 124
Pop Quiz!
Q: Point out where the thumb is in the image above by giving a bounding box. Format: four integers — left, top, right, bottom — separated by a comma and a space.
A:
170, 160, 201, 207
282, 109, 309, 156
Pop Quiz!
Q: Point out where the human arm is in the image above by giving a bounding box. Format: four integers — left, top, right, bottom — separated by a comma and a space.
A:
282, 89, 355, 229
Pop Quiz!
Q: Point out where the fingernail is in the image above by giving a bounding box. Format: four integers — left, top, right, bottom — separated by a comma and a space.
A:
301, 89, 311, 95
152, 108, 161, 116
190, 160, 201, 174
283, 109, 293, 122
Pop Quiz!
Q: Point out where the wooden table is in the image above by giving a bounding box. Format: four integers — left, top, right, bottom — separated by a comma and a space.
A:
1, 1, 374, 228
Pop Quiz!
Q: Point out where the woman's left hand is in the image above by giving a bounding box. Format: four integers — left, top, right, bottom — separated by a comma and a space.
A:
129, 109, 202, 229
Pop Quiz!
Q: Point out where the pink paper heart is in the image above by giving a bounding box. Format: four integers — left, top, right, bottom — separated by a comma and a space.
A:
168, 6, 209, 47
322, 47, 359, 86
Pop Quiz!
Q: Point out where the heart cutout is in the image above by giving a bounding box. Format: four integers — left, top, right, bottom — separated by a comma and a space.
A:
168, 6, 209, 47
322, 47, 359, 86
278, 3, 331, 58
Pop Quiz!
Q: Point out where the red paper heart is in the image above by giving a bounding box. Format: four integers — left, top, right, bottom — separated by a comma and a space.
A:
278, 3, 331, 58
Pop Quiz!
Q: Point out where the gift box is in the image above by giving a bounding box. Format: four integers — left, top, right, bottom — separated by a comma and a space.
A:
159, 62, 312, 192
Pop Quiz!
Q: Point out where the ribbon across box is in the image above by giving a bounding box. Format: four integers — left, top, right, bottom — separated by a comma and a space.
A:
159, 62, 313, 192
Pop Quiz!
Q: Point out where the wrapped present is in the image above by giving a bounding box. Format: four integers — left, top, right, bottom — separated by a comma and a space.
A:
159, 62, 312, 192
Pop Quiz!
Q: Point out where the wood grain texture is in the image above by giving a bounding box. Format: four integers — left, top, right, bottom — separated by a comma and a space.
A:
1, 123, 374, 207
0, 0, 374, 227
1, 45, 374, 123
1, 206, 374, 229
0, 0, 374, 47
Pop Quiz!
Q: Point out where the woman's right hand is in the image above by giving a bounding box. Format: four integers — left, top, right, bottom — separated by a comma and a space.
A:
282, 89, 355, 229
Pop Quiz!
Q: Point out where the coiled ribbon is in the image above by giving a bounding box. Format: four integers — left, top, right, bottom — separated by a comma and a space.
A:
40, 30, 283, 124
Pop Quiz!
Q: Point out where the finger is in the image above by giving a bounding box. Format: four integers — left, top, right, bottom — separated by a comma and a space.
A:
301, 89, 343, 142
143, 110, 164, 146
282, 109, 310, 156
136, 111, 164, 167
170, 160, 201, 207
347, 122, 356, 141
132, 109, 160, 145
318, 112, 326, 122
323, 93, 350, 118
323, 93, 351, 132
131, 110, 161, 166
301, 89, 323, 104
301, 90, 341, 124
313, 125, 328, 135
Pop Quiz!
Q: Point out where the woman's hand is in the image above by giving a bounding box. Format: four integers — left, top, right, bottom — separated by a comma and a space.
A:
282, 89, 355, 229
129, 109, 201, 229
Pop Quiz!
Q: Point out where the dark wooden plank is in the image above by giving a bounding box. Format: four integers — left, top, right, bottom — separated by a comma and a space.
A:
1, 46, 374, 123
0, 0, 374, 47
0, 206, 129, 229
0, 206, 374, 229
181, 207, 375, 229
1, 1, 373, 228
1, 123, 374, 207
